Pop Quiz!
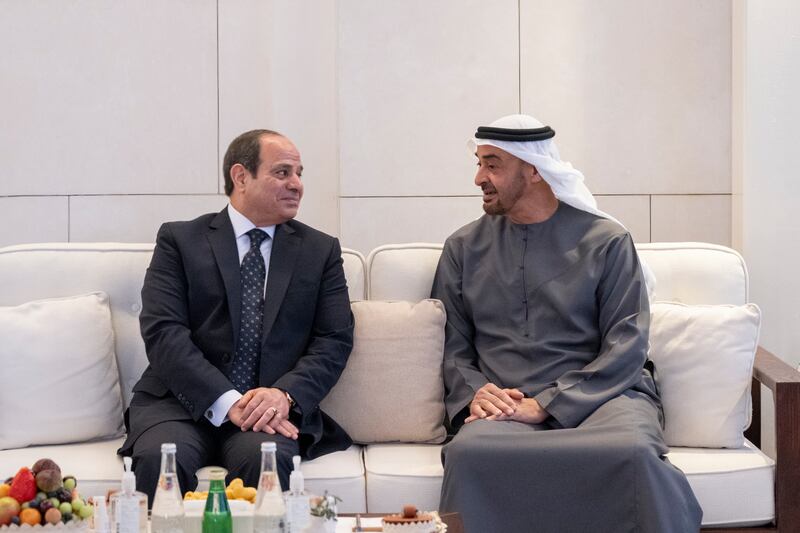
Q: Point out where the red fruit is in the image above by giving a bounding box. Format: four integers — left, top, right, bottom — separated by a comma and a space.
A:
9, 468, 37, 503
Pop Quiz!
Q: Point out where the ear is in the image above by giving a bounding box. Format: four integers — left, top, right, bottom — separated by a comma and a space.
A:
230, 163, 249, 191
527, 163, 544, 184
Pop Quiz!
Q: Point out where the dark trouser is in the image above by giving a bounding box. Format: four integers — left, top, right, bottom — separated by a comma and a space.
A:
126, 419, 299, 506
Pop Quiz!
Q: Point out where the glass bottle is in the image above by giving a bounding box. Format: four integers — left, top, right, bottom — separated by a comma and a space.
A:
202, 468, 232, 533
254, 442, 286, 533
151, 443, 185, 533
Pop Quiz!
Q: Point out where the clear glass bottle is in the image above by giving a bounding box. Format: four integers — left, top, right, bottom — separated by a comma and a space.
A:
151, 443, 185, 533
254, 442, 286, 533
202, 468, 232, 533
109, 457, 148, 533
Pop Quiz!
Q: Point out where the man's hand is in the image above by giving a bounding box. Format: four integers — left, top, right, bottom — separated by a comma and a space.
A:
488, 397, 549, 425
466, 385, 549, 425
465, 383, 523, 423
229, 387, 298, 439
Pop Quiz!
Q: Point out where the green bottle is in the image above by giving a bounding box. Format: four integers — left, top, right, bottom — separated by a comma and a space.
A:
202, 468, 232, 533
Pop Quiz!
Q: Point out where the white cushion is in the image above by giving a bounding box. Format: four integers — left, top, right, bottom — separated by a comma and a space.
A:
302, 446, 366, 513
341, 248, 367, 301
636, 243, 748, 305
668, 440, 774, 527
362, 441, 775, 527
0, 437, 126, 497
364, 444, 444, 513
0, 292, 125, 450
367, 244, 443, 301
366, 242, 749, 305
0, 243, 367, 409
321, 300, 447, 444
0, 243, 155, 409
650, 302, 760, 448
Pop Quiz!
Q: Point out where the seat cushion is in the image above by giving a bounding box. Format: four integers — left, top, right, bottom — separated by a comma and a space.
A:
0, 440, 367, 513
0, 437, 126, 497
302, 445, 366, 513
364, 444, 444, 513
364, 441, 775, 527
668, 440, 775, 527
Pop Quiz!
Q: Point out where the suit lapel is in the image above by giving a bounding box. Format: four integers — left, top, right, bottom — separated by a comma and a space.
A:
207, 207, 242, 349
262, 223, 301, 342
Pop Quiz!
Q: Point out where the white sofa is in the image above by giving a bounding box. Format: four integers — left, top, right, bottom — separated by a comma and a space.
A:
0, 242, 797, 531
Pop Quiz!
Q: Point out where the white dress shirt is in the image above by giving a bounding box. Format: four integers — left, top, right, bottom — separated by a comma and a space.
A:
205, 204, 277, 426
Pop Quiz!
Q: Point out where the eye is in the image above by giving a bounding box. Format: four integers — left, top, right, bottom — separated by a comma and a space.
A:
276, 169, 288, 177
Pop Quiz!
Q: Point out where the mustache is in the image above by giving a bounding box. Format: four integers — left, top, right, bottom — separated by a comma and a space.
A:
481, 185, 497, 194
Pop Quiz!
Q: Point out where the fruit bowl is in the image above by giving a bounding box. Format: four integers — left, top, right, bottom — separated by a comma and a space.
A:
1, 459, 92, 530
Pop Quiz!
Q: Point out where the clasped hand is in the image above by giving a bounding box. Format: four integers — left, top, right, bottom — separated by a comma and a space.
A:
228, 387, 299, 439
466, 383, 548, 424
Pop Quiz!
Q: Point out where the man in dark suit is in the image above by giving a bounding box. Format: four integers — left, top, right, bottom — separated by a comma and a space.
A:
119, 129, 354, 501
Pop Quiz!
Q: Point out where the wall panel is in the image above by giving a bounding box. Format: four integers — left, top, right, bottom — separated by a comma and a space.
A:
0, 197, 68, 247
69, 195, 227, 242
0, 1, 218, 195
520, 0, 731, 195
338, 0, 519, 197
651, 194, 731, 245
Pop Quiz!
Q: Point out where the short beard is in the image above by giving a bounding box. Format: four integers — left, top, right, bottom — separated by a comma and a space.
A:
481, 172, 525, 216
482, 200, 508, 216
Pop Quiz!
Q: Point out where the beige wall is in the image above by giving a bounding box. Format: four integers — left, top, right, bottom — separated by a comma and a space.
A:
732, 0, 800, 457
0, 1, 733, 255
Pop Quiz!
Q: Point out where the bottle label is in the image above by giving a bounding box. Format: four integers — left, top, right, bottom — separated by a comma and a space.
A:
286, 496, 310, 529
117, 498, 140, 533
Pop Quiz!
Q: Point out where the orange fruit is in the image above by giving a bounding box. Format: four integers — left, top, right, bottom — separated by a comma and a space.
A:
0, 483, 10, 497
20, 508, 41, 526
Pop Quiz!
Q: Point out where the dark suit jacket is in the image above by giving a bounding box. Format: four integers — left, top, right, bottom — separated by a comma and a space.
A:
120, 208, 354, 459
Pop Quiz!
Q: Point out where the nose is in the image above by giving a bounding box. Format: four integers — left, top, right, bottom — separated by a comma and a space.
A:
287, 172, 302, 191
474, 166, 487, 188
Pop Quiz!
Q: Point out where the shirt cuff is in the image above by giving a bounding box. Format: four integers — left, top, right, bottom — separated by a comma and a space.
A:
205, 389, 242, 427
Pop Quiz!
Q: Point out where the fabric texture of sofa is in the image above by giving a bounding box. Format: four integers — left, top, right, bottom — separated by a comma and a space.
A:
1, 241, 797, 531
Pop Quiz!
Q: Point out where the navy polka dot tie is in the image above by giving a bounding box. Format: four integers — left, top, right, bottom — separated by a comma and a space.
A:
230, 228, 268, 393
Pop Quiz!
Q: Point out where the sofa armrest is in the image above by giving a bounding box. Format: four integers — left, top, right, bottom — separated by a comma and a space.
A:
750, 346, 800, 531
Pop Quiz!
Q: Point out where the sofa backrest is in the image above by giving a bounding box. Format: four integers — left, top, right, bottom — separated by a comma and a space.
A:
0, 243, 366, 408
366, 242, 748, 305
0, 240, 747, 410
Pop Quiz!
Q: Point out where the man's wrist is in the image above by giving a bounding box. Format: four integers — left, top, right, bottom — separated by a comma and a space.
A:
283, 390, 296, 408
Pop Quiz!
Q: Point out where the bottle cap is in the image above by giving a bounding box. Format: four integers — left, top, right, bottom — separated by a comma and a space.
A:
161, 443, 177, 453
122, 456, 136, 494
289, 455, 304, 494
261, 442, 277, 452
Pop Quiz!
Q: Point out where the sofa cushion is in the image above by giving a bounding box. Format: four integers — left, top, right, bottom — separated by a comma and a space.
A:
0, 437, 126, 497
362, 441, 775, 527
0, 441, 370, 513
0, 292, 125, 450
667, 441, 774, 527
321, 300, 447, 444
650, 302, 760, 448
363, 444, 444, 513
302, 446, 366, 513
